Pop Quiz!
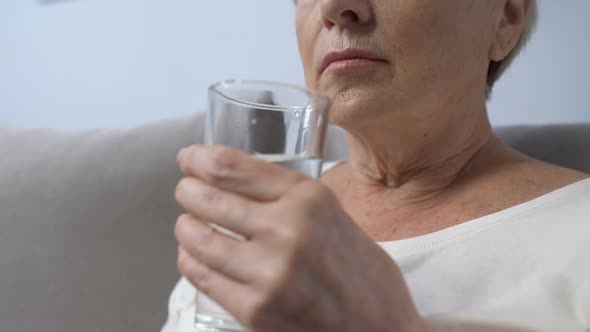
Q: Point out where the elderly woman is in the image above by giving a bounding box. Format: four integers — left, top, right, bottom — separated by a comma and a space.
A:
165, 0, 590, 331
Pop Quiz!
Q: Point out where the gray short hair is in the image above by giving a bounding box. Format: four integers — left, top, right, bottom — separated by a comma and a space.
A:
486, 1, 539, 97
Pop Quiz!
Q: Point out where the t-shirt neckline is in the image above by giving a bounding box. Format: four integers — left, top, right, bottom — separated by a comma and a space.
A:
378, 178, 590, 257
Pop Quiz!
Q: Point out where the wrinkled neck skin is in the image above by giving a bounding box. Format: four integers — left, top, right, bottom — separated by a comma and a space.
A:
341, 93, 497, 206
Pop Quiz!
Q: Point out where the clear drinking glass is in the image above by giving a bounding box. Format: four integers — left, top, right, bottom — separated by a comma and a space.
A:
195, 80, 330, 332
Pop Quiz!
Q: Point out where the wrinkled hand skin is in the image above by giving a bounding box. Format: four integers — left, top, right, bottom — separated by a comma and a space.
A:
174, 145, 428, 332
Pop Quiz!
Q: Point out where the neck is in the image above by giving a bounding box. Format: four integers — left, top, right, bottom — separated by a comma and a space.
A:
324, 96, 545, 241
343, 104, 494, 202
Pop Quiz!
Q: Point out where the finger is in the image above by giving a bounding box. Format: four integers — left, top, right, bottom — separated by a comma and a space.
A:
177, 246, 259, 326
177, 145, 306, 201
175, 214, 257, 282
175, 177, 262, 237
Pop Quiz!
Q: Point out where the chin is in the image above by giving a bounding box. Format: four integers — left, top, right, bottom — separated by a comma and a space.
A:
321, 85, 393, 129
316, 71, 396, 128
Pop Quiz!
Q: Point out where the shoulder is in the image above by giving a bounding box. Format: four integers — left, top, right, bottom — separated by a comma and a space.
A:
481, 143, 589, 207
511, 157, 589, 196
505, 159, 590, 236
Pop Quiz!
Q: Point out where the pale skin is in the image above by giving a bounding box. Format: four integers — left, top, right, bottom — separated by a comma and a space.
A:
174, 0, 588, 331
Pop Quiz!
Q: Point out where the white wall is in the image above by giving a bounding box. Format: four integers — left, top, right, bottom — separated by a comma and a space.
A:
488, 1, 590, 125
0, 0, 588, 129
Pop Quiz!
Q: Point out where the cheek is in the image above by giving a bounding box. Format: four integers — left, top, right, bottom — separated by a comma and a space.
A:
384, 6, 448, 75
295, 11, 320, 89
381, 2, 487, 97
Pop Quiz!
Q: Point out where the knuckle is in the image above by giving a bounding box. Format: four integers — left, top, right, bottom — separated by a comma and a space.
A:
291, 182, 338, 224
266, 211, 310, 252
176, 248, 192, 277
178, 146, 193, 167
208, 147, 239, 181
213, 252, 233, 276
271, 219, 301, 245
178, 258, 212, 296
174, 214, 192, 241
302, 181, 333, 207
258, 258, 288, 287
174, 177, 193, 203
193, 226, 217, 257
286, 208, 315, 238
193, 266, 212, 296
196, 184, 222, 206
259, 236, 300, 282
256, 264, 276, 286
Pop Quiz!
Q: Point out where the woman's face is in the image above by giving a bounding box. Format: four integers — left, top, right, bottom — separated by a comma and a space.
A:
296, 0, 501, 126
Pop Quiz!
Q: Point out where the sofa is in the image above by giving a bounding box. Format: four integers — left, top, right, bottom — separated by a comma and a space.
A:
1, 112, 589, 332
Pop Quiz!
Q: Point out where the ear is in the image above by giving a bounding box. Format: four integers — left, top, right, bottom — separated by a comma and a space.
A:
489, 0, 534, 62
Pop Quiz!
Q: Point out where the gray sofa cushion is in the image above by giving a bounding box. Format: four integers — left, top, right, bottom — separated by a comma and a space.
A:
0, 113, 588, 332
0, 115, 202, 332
495, 125, 590, 173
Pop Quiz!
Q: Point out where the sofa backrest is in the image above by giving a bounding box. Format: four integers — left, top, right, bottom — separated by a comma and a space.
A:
495, 125, 590, 173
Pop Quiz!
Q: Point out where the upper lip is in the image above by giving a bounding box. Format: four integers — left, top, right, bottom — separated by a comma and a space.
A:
320, 48, 387, 73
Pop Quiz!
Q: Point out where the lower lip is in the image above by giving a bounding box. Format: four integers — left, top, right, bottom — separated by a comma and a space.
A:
324, 58, 387, 73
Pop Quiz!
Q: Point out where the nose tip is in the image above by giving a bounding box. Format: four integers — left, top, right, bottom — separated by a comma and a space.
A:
322, 10, 359, 29
320, 0, 373, 30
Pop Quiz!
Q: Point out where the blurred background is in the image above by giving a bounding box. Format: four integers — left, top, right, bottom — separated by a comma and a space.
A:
0, 0, 588, 129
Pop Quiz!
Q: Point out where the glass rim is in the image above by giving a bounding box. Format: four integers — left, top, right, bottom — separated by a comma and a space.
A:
209, 79, 329, 112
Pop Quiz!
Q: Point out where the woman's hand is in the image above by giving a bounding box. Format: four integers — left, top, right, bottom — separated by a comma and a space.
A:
174, 145, 426, 332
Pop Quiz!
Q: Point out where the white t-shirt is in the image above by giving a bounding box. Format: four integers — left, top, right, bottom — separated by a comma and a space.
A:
162, 162, 590, 332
